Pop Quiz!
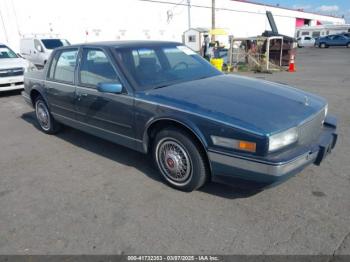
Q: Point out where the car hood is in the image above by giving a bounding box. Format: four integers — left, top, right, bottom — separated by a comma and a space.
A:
142, 75, 326, 135
0, 58, 29, 70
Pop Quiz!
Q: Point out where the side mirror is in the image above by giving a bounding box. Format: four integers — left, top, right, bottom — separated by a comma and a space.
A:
97, 82, 123, 94
36, 45, 43, 52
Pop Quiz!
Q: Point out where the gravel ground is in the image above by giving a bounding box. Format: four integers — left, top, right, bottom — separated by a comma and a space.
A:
0, 47, 349, 255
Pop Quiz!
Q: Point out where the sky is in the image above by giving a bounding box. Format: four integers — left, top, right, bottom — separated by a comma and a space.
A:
261, 0, 350, 22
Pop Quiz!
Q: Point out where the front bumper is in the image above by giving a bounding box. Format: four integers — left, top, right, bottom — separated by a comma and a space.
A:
0, 75, 24, 92
209, 116, 337, 186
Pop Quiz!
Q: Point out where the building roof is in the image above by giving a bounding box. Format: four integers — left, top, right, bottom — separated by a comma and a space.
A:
184, 27, 209, 33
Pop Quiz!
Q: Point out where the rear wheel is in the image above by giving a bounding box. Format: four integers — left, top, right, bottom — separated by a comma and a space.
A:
35, 96, 61, 134
153, 127, 209, 192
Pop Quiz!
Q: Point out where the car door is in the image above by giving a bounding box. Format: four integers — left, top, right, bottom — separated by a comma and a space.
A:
330, 35, 343, 46
32, 39, 44, 66
304, 37, 312, 46
336, 36, 347, 46
75, 47, 135, 146
45, 48, 79, 120
325, 36, 333, 45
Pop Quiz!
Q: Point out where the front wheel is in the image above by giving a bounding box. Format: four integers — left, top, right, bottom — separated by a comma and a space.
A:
35, 96, 61, 134
153, 128, 210, 192
320, 43, 326, 48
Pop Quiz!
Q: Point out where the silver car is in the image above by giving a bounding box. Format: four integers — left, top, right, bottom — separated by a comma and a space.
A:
297, 36, 315, 48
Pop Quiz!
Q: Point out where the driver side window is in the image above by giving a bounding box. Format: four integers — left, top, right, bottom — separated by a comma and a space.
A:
79, 48, 119, 88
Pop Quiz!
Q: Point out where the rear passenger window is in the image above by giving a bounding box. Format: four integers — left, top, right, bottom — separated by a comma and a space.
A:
51, 49, 78, 83
79, 49, 119, 87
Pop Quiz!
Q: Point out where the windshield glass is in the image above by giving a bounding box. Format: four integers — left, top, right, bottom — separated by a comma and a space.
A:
0, 45, 18, 59
115, 45, 221, 91
41, 39, 70, 50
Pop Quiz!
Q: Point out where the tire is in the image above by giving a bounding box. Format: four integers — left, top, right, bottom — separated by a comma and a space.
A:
347, 43, 350, 48
153, 127, 210, 192
34, 96, 61, 134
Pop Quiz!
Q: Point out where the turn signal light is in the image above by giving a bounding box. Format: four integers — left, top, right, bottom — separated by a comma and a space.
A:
238, 141, 256, 153
211, 136, 257, 153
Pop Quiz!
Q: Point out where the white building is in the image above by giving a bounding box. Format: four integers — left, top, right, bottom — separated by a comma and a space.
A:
0, 0, 346, 51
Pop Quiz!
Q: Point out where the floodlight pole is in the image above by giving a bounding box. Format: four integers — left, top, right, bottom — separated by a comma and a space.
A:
187, 0, 191, 29
212, 0, 216, 41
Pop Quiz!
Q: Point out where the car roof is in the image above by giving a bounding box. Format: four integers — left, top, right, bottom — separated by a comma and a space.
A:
56, 40, 183, 50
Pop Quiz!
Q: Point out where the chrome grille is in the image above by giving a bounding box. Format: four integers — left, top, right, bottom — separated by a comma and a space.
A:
298, 108, 325, 145
0, 67, 24, 77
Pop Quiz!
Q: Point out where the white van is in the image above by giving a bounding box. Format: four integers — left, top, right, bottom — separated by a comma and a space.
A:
20, 38, 70, 67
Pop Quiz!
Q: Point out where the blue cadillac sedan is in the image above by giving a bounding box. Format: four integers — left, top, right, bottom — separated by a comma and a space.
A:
22, 41, 337, 192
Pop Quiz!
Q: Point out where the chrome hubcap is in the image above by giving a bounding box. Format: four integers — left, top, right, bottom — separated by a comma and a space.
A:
36, 101, 50, 130
157, 139, 192, 184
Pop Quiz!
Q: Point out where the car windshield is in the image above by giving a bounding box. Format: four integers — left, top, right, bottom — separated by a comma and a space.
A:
0, 45, 18, 59
41, 39, 70, 50
115, 45, 222, 91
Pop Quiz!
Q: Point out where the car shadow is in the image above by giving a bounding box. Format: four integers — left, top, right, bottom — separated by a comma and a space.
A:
21, 111, 264, 199
0, 90, 22, 97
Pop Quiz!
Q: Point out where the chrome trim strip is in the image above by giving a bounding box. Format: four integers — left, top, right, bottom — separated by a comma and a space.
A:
76, 86, 98, 92
45, 80, 74, 87
51, 112, 142, 142
51, 103, 76, 113
90, 115, 132, 129
208, 150, 318, 177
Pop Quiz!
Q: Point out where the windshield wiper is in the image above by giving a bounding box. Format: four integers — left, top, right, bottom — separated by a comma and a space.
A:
153, 84, 171, 90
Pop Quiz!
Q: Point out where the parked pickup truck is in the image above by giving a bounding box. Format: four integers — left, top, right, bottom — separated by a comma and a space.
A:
0, 43, 34, 92
22, 41, 337, 192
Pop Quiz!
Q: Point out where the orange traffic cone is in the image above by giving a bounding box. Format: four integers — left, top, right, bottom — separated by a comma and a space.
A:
288, 54, 296, 72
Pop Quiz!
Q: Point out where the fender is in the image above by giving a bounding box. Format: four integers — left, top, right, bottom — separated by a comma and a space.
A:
29, 85, 49, 107
142, 116, 209, 154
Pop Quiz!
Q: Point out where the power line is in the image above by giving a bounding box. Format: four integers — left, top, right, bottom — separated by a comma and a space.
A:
136, 0, 343, 20
10, 0, 21, 37
0, 4, 9, 43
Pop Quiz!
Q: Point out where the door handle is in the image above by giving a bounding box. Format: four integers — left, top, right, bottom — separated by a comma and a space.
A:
77, 93, 88, 101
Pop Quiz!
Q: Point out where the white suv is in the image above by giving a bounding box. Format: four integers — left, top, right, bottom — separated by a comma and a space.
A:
0, 43, 34, 92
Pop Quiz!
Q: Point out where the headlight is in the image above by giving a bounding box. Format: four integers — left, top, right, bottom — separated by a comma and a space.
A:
211, 136, 256, 153
268, 127, 298, 152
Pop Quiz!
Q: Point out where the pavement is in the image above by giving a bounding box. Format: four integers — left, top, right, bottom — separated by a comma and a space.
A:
0, 47, 349, 255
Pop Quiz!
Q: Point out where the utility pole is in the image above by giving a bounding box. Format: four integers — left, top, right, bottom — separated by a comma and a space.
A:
211, 0, 215, 42
187, 0, 191, 29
